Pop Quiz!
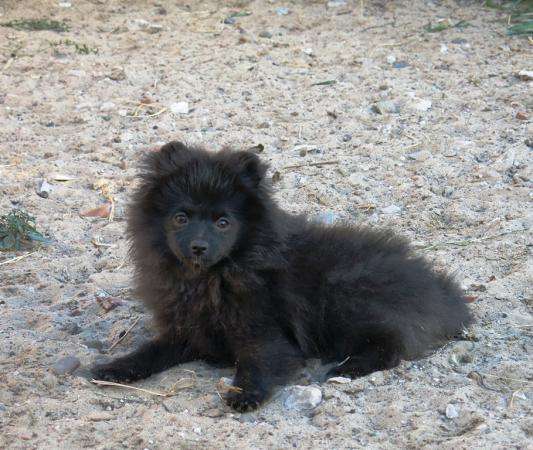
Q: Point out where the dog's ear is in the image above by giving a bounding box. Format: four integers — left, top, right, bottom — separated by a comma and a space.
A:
143, 141, 194, 177
229, 151, 268, 188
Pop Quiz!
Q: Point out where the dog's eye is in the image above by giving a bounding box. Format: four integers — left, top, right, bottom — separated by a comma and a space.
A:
173, 212, 188, 226
215, 217, 230, 229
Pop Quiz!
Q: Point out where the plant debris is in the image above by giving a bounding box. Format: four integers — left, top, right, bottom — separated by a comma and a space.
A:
424, 19, 470, 33
1, 19, 70, 32
311, 80, 337, 86
50, 39, 99, 55
80, 203, 113, 219
0, 209, 50, 251
485, 0, 533, 35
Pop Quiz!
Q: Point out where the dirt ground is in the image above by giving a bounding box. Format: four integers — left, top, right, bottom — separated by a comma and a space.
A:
0, 0, 531, 448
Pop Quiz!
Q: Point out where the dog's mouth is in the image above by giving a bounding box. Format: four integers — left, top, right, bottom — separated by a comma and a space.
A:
186, 256, 209, 273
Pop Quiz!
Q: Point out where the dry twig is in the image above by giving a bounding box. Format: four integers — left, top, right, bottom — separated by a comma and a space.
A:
91, 375, 195, 397
108, 317, 141, 352
283, 160, 340, 170
0, 251, 37, 267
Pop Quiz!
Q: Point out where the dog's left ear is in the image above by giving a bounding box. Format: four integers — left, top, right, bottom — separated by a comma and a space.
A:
229, 151, 268, 188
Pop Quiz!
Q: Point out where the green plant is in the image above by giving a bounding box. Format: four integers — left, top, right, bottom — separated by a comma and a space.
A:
484, 0, 533, 35
1, 19, 69, 32
0, 209, 51, 251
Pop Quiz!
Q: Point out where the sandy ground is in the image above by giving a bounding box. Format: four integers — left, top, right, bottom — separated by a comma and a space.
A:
0, 0, 531, 448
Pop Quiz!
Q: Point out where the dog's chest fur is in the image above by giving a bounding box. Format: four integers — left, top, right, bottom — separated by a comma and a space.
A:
159, 270, 255, 361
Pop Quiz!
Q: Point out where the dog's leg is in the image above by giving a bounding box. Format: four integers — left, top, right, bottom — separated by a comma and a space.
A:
225, 334, 304, 412
326, 328, 403, 379
91, 337, 195, 383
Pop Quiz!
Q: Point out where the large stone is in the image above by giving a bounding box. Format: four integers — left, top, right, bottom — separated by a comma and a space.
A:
52, 356, 80, 375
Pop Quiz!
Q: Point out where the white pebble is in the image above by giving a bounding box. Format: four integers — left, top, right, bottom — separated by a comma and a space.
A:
445, 404, 459, 419
284, 385, 322, 410
170, 102, 189, 115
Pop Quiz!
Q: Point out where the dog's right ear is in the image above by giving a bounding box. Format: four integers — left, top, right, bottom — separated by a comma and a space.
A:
142, 141, 194, 178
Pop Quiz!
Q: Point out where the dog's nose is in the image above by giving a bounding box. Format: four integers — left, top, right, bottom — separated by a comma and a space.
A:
190, 240, 208, 256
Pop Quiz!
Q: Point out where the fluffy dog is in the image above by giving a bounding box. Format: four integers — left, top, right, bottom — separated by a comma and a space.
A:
92, 142, 472, 411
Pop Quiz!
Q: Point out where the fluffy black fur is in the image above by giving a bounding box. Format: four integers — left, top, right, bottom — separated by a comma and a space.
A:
92, 141, 472, 411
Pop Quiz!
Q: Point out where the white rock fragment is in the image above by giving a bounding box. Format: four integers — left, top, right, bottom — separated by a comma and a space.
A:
327, 0, 347, 7
128, 19, 163, 34
100, 102, 116, 112
284, 385, 322, 410
412, 99, 432, 112
348, 172, 367, 187
386, 54, 396, 65
170, 102, 189, 115
381, 204, 402, 215
327, 376, 351, 384
445, 404, 459, 419
517, 70, 533, 81
68, 69, 85, 77
440, 44, 448, 54
37, 180, 53, 198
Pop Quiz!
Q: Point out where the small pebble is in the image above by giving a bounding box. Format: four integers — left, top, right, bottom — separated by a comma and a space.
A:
170, 102, 189, 115
516, 111, 527, 121
341, 133, 352, 142
37, 180, 53, 199
87, 411, 113, 422
407, 150, 430, 161
276, 7, 289, 15
348, 173, 366, 187
42, 373, 58, 389
108, 67, 126, 81
224, 17, 236, 25
203, 408, 224, 418
52, 356, 80, 375
284, 385, 322, 410
327, 0, 347, 7
372, 100, 400, 115
386, 54, 396, 64
259, 31, 272, 38
327, 376, 351, 384
392, 61, 409, 69
100, 102, 116, 112
381, 205, 402, 215
445, 404, 459, 419
517, 70, 533, 81
412, 99, 432, 112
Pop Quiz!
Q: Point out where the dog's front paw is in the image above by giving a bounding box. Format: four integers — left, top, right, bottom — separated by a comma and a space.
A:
225, 389, 266, 412
91, 362, 138, 383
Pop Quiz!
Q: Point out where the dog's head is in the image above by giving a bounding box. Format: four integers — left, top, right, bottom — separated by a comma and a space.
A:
129, 142, 271, 274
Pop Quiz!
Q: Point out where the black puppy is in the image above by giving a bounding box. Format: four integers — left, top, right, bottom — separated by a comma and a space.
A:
92, 142, 472, 411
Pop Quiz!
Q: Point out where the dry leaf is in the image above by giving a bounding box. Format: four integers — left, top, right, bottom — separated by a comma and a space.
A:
464, 295, 477, 303
80, 203, 112, 218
